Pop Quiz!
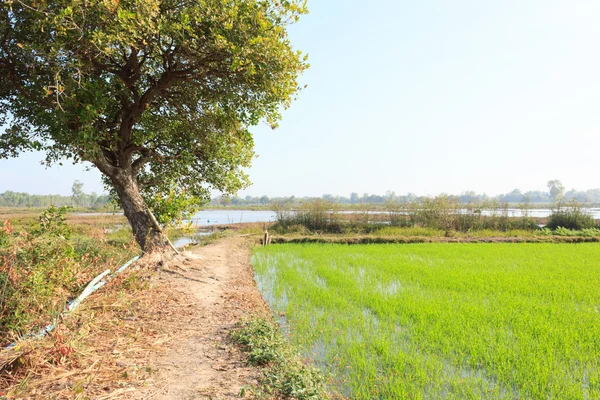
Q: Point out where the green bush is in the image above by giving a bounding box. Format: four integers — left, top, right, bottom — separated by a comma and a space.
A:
554, 226, 577, 236
273, 198, 547, 235
546, 205, 595, 231
232, 318, 328, 399
580, 228, 600, 237
231, 318, 284, 366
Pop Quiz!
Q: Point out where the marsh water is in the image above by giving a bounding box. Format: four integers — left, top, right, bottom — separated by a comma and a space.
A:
171, 230, 214, 248
189, 208, 600, 222
186, 209, 277, 225
74, 208, 600, 224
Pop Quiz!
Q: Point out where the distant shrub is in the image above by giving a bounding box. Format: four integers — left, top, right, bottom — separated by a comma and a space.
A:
414, 198, 538, 233
469, 229, 536, 238
273, 200, 343, 234
273, 199, 594, 236
375, 226, 444, 237
534, 226, 600, 237
546, 202, 595, 230
554, 227, 577, 236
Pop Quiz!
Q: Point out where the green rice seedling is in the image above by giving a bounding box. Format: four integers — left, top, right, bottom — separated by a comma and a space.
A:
253, 243, 600, 399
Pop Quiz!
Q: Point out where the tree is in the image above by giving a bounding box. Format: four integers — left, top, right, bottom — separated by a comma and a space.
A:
0, 0, 308, 252
385, 190, 396, 202
71, 180, 84, 206
219, 195, 231, 207
259, 195, 270, 205
547, 180, 565, 209
503, 188, 522, 203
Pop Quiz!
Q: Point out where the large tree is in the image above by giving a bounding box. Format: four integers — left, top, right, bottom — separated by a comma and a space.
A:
0, 0, 308, 252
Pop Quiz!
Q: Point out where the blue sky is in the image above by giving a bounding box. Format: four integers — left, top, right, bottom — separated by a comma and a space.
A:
2, 0, 600, 196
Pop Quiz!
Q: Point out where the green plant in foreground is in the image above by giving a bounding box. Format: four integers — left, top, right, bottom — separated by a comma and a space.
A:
231, 318, 329, 399
231, 318, 284, 366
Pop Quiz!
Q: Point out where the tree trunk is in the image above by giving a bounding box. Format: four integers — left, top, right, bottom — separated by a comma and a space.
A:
110, 170, 169, 253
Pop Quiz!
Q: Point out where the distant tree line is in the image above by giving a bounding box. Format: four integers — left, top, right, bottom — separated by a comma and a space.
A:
212, 183, 600, 207
4, 179, 599, 209
0, 181, 110, 208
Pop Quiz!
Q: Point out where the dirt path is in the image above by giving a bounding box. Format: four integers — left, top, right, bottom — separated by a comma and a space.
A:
127, 237, 269, 399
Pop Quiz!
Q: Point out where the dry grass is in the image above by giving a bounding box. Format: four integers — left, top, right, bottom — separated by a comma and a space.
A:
0, 209, 126, 234
0, 267, 193, 399
66, 214, 127, 229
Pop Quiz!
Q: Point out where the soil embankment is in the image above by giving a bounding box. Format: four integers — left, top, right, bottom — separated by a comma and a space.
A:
267, 235, 600, 245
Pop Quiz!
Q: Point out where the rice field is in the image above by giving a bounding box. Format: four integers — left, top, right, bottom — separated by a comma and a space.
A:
252, 243, 600, 399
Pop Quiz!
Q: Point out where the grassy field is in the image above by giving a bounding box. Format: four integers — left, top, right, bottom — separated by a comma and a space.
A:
252, 243, 600, 399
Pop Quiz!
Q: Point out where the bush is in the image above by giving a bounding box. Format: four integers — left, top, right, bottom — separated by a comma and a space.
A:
273, 200, 342, 234
231, 318, 284, 366
580, 228, 600, 237
546, 202, 595, 230
232, 318, 328, 399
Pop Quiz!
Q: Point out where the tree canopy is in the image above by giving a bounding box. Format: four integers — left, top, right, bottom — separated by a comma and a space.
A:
0, 0, 308, 250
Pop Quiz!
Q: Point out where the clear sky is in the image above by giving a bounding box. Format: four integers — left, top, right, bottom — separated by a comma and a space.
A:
2, 0, 600, 197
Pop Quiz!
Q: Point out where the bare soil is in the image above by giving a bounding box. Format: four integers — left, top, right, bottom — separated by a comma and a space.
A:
126, 237, 270, 399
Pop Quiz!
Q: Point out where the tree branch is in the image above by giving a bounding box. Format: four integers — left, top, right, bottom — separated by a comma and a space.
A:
137, 176, 162, 189
92, 153, 118, 177
131, 147, 153, 174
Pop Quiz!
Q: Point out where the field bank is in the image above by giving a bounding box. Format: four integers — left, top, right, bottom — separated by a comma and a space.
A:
253, 243, 600, 399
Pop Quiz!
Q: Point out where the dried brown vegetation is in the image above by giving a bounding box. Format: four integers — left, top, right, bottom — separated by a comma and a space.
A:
0, 268, 189, 398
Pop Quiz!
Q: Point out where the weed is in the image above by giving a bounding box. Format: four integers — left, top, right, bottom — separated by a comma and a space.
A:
121, 272, 149, 291
231, 318, 330, 399
538, 227, 553, 236
231, 319, 284, 366
553, 226, 600, 237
